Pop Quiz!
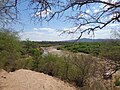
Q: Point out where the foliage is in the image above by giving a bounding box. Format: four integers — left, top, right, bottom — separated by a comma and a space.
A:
0, 28, 21, 71
15, 57, 34, 70
62, 42, 104, 55
38, 54, 65, 77
0, 32, 120, 88
20, 40, 43, 71
21, 40, 43, 57
100, 41, 120, 62
61, 41, 120, 62
70, 54, 97, 87
115, 77, 120, 86
14, 49, 99, 88
56, 47, 62, 50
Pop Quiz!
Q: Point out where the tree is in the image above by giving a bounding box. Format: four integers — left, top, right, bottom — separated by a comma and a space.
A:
0, 0, 18, 27
0, 28, 21, 71
0, 0, 120, 38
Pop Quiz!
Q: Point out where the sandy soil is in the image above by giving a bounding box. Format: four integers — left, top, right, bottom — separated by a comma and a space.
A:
42, 46, 91, 57
0, 69, 76, 90
42, 47, 63, 56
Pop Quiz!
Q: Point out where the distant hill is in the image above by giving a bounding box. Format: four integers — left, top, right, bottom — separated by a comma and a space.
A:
67, 38, 120, 42
30, 38, 120, 43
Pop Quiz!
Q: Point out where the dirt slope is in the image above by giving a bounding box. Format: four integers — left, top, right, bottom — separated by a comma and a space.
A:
0, 69, 76, 90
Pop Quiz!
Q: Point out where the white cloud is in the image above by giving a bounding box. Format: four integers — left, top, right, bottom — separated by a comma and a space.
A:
93, 29, 111, 39
35, 9, 52, 17
33, 27, 55, 33
19, 28, 77, 41
19, 26, 115, 41
94, 9, 99, 13
100, 0, 109, 2
111, 0, 119, 4
108, 23, 120, 27
86, 10, 90, 13
62, 25, 115, 39
99, 0, 119, 10
100, 0, 118, 3
33, 28, 38, 30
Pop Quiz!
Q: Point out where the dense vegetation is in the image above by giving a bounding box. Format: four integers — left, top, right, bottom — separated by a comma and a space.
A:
115, 77, 120, 86
0, 28, 21, 71
59, 41, 120, 62
0, 28, 120, 90
60, 42, 103, 55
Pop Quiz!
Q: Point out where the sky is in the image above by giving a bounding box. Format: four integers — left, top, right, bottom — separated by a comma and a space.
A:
11, 0, 120, 41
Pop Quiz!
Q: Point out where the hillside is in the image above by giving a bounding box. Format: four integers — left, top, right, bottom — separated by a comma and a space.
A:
67, 38, 120, 42
0, 69, 76, 90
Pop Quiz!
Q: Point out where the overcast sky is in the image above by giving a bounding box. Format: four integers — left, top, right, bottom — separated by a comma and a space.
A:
12, 0, 120, 41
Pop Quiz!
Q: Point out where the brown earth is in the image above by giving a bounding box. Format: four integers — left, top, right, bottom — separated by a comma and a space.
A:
0, 69, 76, 90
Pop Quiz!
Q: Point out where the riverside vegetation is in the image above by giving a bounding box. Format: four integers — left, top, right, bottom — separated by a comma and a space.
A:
0, 28, 120, 90
58, 41, 120, 62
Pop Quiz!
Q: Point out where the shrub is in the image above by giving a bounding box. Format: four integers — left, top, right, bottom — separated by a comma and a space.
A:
100, 42, 120, 62
57, 47, 61, 50
37, 54, 65, 77
115, 77, 120, 86
71, 54, 97, 87
41, 61, 60, 76
15, 57, 34, 70
0, 28, 21, 71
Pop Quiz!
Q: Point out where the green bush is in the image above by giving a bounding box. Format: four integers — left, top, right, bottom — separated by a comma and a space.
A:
115, 78, 120, 86
57, 47, 61, 50
39, 53, 98, 87
38, 54, 65, 77
62, 42, 102, 55
0, 28, 21, 71
15, 57, 34, 70
100, 42, 120, 62
21, 40, 43, 56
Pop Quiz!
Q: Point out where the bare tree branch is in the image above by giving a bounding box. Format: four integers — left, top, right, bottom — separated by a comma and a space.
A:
0, 0, 18, 26
0, 0, 120, 39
